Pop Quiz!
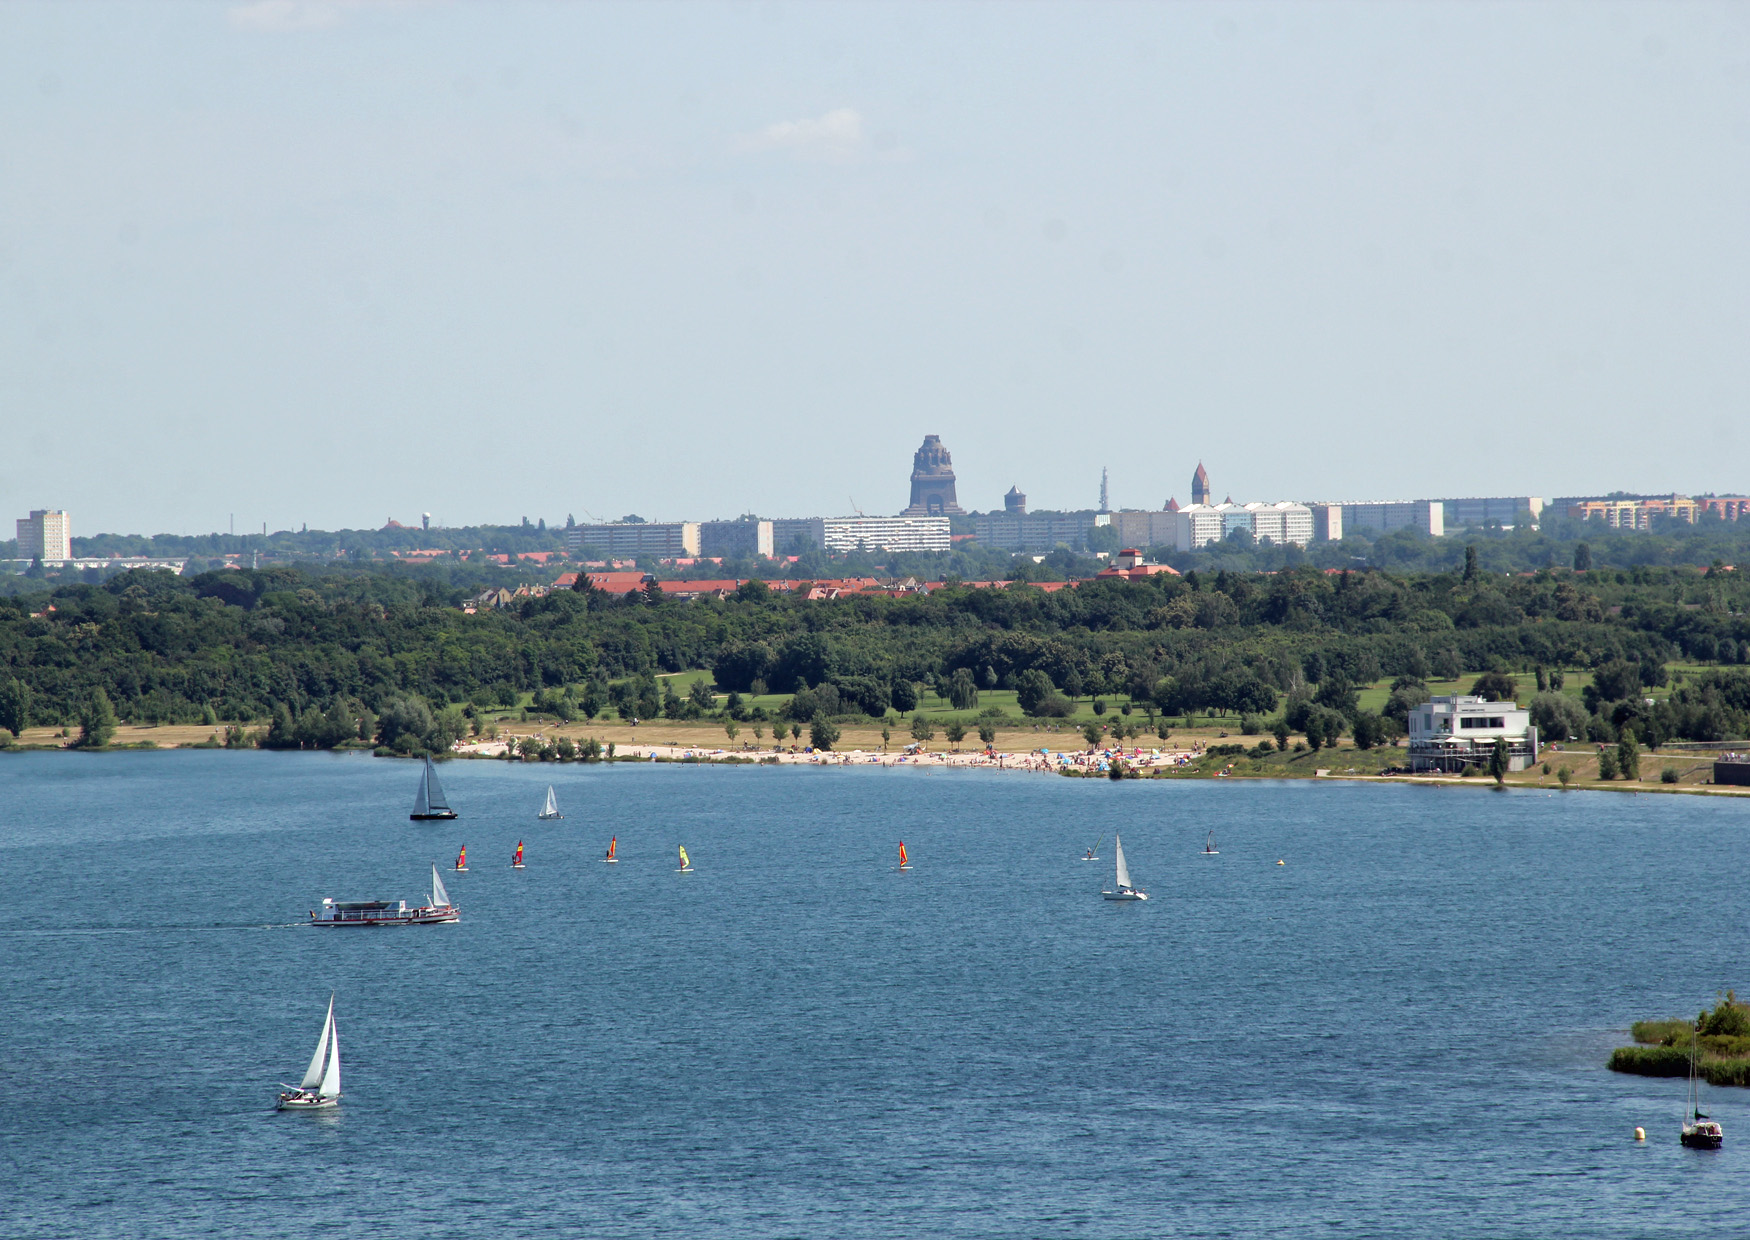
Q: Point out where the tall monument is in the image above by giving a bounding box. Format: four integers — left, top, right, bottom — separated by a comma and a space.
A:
1190, 462, 1211, 506
900, 435, 966, 516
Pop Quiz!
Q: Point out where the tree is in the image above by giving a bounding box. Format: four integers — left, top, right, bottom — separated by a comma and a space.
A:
724, 720, 739, 743
1015, 669, 1055, 715
1351, 711, 1383, 750
890, 678, 919, 713
1469, 670, 1519, 703
1617, 732, 1640, 781
1597, 748, 1618, 780
77, 689, 118, 748
947, 667, 979, 711
1272, 718, 1290, 750
910, 713, 935, 742
1463, 544, 1479, 583
944, 720, 967, 748
688, 678, 716, 714
1529, 693, 1587, 743
1573, 542, 1592, 571
0, 678, 31, 736
790, 723, 802, 742
1488, 737, 1510, 785
1304, 711, 1325, 752
809, 718, 840, 751
1082, 721, 1103, 746
880, 725, 890, 750
1557, 765, 1572, 788
977, 721, 997, 746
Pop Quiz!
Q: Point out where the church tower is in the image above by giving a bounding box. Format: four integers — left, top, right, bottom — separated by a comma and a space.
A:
1190, 462, 1211, 506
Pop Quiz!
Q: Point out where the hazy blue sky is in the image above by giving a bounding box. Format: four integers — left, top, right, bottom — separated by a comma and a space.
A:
3, 1, 1746, 535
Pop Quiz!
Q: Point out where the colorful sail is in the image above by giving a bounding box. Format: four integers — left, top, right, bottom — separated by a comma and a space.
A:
513, 841, 524, 867
898, 842, 910, 868
678, 845, 691, 870
456, 845, 467, 871
606, 837, 617, 861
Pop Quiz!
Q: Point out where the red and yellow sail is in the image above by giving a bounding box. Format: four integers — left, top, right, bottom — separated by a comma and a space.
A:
513, 841, 524, 866
456, 845, 467, 870
898, 842, 910, 868
606, 836, 617, 860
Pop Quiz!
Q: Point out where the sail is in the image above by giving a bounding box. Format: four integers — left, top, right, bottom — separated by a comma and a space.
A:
898, 842, 909, 866
318, 1009, 341, 1100
606, 837, 617, 860
514, 841, 524, 865
540, 786, 559, 818
1114, 834, 1132, 890
424, 758, 452, 813
300, 995, 334, 1090
431, 864, 450, 907
456, 845, 467, 870
678, 845, 690, 869
411, 762, 431, 817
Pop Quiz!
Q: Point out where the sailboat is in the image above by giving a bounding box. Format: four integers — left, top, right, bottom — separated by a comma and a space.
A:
454, 845, 468, 872
276, 994, 341, 1110
1080, 834, 1104, 861
1202, 830, 1219, 856
898, 842, 912, 870
676, 845, 693, 873
602, 836, 619, 864
410, 756, 458, 821
1102, 833, 1148, 901
1681, 1024, 1724, 1149
537, 785, 562, 821
512, 841, 525, 869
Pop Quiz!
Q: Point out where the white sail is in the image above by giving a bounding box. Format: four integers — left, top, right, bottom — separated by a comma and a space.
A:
318, 1009, 341, 1100
423, 758, 452, 813
539, 785, 560, 819
431, 863, 450, 908
411, 763, 431, 817
1114, 834, 1133, 891
299, 995, 334, 1090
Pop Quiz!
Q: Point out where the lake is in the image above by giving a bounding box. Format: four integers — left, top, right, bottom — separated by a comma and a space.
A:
1, 751, 1744, 1237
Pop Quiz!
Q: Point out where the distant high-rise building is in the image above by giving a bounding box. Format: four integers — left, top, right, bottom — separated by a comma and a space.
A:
1004, 486, 1027, 515
16, 509, 71, 562
1190, 462, 1211, 507
823, 516, 951, 554
566, 521, 701, 557
1099, 467, 1110, 514
899, 435, 966, 516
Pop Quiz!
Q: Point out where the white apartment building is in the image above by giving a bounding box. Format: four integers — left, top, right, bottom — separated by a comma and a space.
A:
1244, 501, 1314, 547
822, 516, 951, 554
1173, 501, 1312, 550
1406, 694, 1539, 773
16, 509, 71, 562
566, 521, 702, 557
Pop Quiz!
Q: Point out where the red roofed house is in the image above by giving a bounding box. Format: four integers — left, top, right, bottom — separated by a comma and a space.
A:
1095, 549, 1181, 581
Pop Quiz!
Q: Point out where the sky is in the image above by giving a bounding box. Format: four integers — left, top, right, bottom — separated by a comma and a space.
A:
2, 1, 1747, 536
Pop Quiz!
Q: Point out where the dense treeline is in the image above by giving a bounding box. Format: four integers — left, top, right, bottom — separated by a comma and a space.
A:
2, 558, 1749, 750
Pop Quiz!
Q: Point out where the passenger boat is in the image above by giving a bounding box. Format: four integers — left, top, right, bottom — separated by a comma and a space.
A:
1681, 1026, 1724, 1149
898, 841, 912, 871
410, 756, 458, 821
537, 785, 562, 821
1102, 833, 1148, 901
310, 864, 460, 926
276, 995, 341, 1110
602, 836, 619, 864
512, 840, 525, 869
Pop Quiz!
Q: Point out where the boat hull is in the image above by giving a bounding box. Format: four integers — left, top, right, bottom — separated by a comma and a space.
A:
409, 812, 458, 821
311, 909, 458, 926
537, 813, 563, 821
1682, 1125, 1723, 1150
276, 1092, 338, 1111
1102, 891, 1148, 901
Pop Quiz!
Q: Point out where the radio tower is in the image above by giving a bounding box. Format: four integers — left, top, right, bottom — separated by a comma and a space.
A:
1099, 466, 1110, 513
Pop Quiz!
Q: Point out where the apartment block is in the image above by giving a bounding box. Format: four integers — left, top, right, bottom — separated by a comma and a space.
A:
16, 509, 71, 562
822, 516, 951, 554
566, 521, 701, 557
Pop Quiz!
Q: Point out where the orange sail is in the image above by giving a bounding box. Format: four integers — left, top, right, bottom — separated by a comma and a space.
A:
456, 845, 467, 871
513, 841, 524, 867
898, 842, 910, 868
607, 837, 617, 860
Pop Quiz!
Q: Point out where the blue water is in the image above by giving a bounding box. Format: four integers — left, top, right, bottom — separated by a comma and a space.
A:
1, 751, 1746, 1237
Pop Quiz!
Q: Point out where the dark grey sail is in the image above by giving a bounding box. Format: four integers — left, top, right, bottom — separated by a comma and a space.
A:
410, 756, 458, 820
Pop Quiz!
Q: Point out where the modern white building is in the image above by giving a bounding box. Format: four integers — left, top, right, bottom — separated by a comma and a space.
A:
698, 519, 774, 559
1338, 500, 1445, 538
822, 515, 951, 554
1172, 501, 1312, 550
1406, 694, 1539, 773
1244, 501, 1314, 547
16, 509, 71, 562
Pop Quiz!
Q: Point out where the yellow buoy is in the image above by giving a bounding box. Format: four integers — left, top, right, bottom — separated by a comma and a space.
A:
1634, 1127, 1645, 1141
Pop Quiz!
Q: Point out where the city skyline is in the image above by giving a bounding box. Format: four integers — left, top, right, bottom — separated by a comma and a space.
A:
5, 3, 1747, 533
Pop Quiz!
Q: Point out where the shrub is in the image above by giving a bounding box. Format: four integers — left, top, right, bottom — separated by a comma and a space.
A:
1661, 766, 1679, 784
944, 720, 967, 747
809, 718, 841, 751
1239, 713, 1261, 735
977, 722, 997, 746
1557, 765, 1572, 788
1597, 749, 1618, 780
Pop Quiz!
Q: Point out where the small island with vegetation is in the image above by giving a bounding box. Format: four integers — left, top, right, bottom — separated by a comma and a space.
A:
1609, 992, 1750, 1087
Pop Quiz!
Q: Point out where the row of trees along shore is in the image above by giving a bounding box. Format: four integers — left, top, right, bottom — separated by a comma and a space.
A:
1, 557, 1749, 752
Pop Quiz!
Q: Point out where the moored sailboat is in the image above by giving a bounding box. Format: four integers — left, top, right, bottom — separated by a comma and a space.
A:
276, 994, 341, 1110
512, 841, 525, 869
410, 756, 458, 821
1681, 1024, 1724, 1149
1102, 833, 1148, 901
676, 845, 693, 872
602, 836, 619, 864
537, 785, 562, 821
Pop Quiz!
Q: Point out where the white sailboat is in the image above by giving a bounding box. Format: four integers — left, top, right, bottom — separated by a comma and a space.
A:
276, 994, 342, 1110
410, 756, 458, 821
1202, 830, 1219, 856
1681, 1024, 1724, 1149
537, 785, 562, 821
1102, 833, 1148, 901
